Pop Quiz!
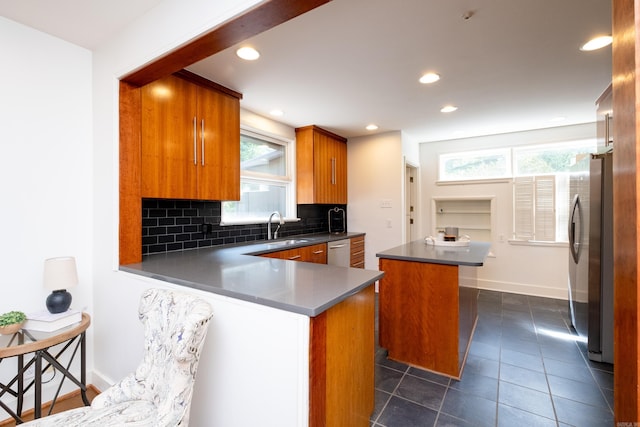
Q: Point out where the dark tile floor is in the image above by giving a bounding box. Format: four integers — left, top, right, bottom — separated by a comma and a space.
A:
371, 290, 614, 427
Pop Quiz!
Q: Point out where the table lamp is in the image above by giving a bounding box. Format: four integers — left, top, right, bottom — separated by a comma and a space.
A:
43, 256, 78, 314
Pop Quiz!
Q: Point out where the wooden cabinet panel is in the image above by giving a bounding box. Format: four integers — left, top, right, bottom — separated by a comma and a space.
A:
304, 243, 327, 264
350, 235, 365, 268
141, 73, 240, 201
196, 86, 240, 200
378, 258, 478, 378
310, 284, 375, 427
141, 75, 198, 199
296, 125, 347, 204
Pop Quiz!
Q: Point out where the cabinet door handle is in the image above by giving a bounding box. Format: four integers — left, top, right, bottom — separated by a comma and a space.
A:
288, 255, 302, 260
193, 116, 197, 165
201, 119, 205, 166
331, 157, 336, 185
313, 250, 324, 255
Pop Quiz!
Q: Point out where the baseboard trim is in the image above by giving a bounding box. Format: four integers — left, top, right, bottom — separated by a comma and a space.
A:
90, 369, 113, 393
471, 278, 569, 300
0, 385, 100, 426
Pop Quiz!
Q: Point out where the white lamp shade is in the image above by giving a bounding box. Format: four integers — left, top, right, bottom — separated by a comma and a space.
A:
43, 256, 78, 291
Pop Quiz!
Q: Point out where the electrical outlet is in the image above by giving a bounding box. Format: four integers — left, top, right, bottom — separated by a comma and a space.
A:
380, 199, 392, 208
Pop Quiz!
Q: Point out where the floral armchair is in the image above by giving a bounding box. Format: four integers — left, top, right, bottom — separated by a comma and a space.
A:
22, 288, 213, 426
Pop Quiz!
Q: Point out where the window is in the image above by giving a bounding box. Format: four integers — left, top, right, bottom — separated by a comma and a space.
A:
512, 140, 595, 242
438, 139, 595, 243
513, 140, 594, 176
221, 128, 294, 224
438, 148, 511, 182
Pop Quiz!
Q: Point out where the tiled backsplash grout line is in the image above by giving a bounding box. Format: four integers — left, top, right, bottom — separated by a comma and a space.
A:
142, 199, 346, 255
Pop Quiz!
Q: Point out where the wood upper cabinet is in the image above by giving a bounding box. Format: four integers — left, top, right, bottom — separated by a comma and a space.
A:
261, 243, 327, 264
141, 72, 241, 201
296, 125, 347, 204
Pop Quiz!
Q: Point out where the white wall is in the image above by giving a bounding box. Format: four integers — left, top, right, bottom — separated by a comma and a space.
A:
347, 131, 405, 270
419, 123, 596, 299
0, 16, 94, 410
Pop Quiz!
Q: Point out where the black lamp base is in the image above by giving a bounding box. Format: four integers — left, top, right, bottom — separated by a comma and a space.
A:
46, 289, 72, 314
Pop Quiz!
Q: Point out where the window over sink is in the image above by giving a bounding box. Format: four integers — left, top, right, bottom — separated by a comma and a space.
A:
221, 127, 295, 225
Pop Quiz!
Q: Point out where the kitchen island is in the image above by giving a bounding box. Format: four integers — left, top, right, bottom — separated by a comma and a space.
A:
121, 233, 382, 427
376, 240, 491, 378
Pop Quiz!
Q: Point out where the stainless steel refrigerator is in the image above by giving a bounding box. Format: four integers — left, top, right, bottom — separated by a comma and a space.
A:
568, 148, 613, 363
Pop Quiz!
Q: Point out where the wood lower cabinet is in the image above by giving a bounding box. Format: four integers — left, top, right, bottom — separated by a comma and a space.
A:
310, 284, 375, 427
260, 243, 327, 264
296, 125, 347, 204
141, 71, 241, 201
378, 258, 478, 378
350, 235, 365, 268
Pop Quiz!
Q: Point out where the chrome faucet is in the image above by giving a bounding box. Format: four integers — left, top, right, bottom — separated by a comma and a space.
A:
267, 211, 284, 240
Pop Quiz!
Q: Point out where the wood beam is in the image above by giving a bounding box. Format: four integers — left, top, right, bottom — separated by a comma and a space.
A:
123, 0, 331, 87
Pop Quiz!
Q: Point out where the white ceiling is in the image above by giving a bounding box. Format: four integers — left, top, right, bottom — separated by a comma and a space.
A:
1, 0, 612, 143
0, 0, 163, 51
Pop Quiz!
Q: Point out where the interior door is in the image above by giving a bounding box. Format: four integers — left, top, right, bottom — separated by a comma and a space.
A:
405, 163, 418, 243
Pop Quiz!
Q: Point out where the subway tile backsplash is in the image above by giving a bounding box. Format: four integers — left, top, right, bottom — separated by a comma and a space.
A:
142, 199, 346, 255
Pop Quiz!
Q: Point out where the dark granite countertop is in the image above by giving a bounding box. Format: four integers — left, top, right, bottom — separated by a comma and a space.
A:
376, 240, 491, 267
121, 232, 382, 317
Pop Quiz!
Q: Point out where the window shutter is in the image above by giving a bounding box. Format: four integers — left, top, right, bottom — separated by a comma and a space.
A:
514, 175, 556, 241
535, 175, 556, 241
514, 177, 534, 239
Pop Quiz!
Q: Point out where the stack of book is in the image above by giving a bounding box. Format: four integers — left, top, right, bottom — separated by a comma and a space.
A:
24, 309, 82, 332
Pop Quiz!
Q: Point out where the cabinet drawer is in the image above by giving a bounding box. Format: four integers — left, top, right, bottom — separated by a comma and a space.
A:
350, 235, 365, 268
260, 243, 327, 264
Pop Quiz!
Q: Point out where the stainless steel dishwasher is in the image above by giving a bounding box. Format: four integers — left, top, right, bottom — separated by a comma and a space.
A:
327, 239, 351, 267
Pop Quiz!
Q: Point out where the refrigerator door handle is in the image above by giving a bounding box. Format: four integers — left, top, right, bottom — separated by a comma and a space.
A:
569, 194, 582, 263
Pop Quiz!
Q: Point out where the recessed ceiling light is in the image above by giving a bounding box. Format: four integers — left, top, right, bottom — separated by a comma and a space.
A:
419, 73, 440, 84
440, 105, 458, 113
580, 35, 612, 51
366, 124, 379, 131
236, 46, 260, 60
270, 109, 284, 117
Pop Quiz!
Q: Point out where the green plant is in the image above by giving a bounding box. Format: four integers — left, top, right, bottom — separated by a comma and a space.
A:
0, 311, 26, 327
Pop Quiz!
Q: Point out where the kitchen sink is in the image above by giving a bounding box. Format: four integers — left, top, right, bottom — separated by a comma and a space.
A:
266, 239, 310, 247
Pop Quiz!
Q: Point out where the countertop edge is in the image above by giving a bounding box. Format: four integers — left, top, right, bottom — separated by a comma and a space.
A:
375, 253, 485, 267
375, 241, 491, 267
306, 272, 384, 316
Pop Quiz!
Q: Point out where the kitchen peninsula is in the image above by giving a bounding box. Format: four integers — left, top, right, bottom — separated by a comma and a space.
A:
121, 233, 382, 427
376, 240, 491, 378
